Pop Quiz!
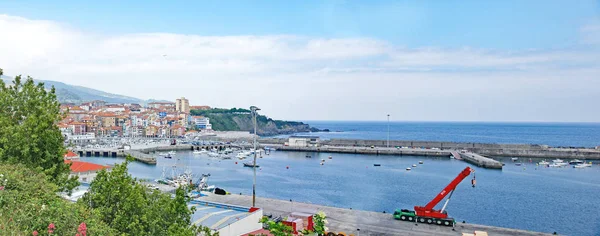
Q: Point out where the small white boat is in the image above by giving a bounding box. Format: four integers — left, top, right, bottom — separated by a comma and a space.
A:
538, 160, 549, 165
406, 167, 412, 171
207, 152, 219, 158
511, 157, 518, 161
552, 159, 564, 163
549, 162, 568, 168
412, 164, 417, 167
419, 161, 424, 164
236, 153, 247, 160
168, 151, 176, 155
192, 150, 203, 155
328, 156, 332, 159
574, 163, 592, 168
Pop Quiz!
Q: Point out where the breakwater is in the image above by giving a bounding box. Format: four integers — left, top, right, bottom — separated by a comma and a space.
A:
258, 138, 600, 160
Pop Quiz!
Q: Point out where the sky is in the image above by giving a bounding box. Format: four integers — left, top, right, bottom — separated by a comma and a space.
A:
1, 0, 599, 122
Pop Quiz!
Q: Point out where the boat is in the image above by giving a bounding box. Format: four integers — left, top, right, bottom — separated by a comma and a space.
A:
374, 164, 381, 167
549, 162, 568, 168
164, 154, 172, 159
538, 160, 550, 165
515, 163, 522, 166
168, 151, 176, 155
157, 152, 167, 156
236, 153, 247, 160
192, 150, 203, 155
406, 167, 411, 171
552, 159, 564, 163
207, 152, 220, 158
511, 158, 518, 161
574, 162, 592, 168
419, 161, 424, 164
569, 159, 584, 165
412, 164, 417, 167
197, 174, 216, 192
328, 156, 332, 159
305, 155, 312, 158
243, 162, 260, 168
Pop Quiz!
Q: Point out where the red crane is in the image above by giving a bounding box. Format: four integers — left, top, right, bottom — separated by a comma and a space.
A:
394, 166, 475, 226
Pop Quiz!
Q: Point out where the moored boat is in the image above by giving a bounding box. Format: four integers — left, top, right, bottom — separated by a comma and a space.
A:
569, 159, 584, 165
538, 160, 549, 165
243, 162, 260, 168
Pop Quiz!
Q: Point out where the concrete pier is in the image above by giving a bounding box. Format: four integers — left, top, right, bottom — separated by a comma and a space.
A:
459, 152, 503, 169
75, 148, 158, 165
201, 194, 551, 236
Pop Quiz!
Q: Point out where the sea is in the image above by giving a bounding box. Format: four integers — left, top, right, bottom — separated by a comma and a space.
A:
80, 122, 600, 235
281, 121, 600, 148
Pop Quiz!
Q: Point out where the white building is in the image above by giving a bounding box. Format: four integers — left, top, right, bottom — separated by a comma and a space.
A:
63, 133, 96, 144
192, 116, 212, 130
287, 136, 320, 147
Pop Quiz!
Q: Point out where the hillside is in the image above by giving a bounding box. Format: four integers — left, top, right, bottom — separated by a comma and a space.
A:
1, 75, 168, 104
191, 108, 323, 136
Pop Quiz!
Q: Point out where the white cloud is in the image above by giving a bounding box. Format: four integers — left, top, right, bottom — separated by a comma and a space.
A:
1, 14, 599, 122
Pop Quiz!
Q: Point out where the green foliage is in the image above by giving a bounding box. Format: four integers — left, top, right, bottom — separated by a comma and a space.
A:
0, 69, 78, 193
81, 158, 213, 236
0, 163, 116, 235
190, 107, 309, 133
259, 216, 294, 236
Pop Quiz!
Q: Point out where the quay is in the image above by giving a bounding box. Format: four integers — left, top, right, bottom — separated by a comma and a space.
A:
201, 194, 551, 236
74, 148, 158, 165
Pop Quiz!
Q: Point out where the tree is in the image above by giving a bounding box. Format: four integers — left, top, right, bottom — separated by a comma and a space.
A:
259, 217, 294, 236
0, 68, 78, 192
0, 163, 116, 235
81, 157, 215, 235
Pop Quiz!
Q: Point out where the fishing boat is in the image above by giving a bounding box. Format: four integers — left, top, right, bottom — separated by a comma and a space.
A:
243, 162, 260, 168
197, 174, 216, 192
538, 160, 550, 165
569, 159, 584, 165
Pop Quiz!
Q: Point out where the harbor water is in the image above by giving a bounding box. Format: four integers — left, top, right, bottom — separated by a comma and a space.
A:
281, 121, 600, 148
81, 151, 600, 236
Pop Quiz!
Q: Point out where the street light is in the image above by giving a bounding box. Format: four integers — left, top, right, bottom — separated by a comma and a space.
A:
387, 114, 390, 148
250, 106, 261, 207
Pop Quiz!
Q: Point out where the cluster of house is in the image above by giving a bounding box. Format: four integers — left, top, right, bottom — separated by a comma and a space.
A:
58, 97, 213, 143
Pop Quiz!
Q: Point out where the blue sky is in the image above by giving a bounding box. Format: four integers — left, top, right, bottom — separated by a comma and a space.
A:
3, 0, 598, 48
1, 1, 600, 121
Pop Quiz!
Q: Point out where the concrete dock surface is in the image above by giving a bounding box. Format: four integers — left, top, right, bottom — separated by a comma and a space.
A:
201, 194, 552, 236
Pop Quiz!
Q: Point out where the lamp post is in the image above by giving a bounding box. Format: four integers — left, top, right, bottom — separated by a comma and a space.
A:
250, 106, 261, 207
387, 114, 390, 148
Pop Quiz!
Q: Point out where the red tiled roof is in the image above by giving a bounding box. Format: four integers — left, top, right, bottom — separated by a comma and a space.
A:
64, 150, 78, 158
64, 160, 109, 173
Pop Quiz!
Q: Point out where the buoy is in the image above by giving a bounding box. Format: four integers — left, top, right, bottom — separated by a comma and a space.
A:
286, 166, 289, 169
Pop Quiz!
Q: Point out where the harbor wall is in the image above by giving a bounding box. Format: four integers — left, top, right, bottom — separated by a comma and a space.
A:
259, 138, 600, 160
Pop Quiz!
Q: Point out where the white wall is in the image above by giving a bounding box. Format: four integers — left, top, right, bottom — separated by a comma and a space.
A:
217, 209, 263, 236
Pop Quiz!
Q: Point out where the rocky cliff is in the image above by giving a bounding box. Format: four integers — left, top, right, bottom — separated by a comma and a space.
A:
192, 108, 321, 136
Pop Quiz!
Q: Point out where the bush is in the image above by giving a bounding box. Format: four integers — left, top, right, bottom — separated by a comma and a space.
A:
0, 163, 115, 235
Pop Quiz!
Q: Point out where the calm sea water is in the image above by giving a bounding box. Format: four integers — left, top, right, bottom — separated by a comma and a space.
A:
280, 121, 600, 148
81, 151, 600, 236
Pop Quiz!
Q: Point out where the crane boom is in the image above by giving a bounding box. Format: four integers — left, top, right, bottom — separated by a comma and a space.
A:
413, 167, 474, 219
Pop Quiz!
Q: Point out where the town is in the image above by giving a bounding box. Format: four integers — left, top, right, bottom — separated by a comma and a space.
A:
58, 97, 215, 142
